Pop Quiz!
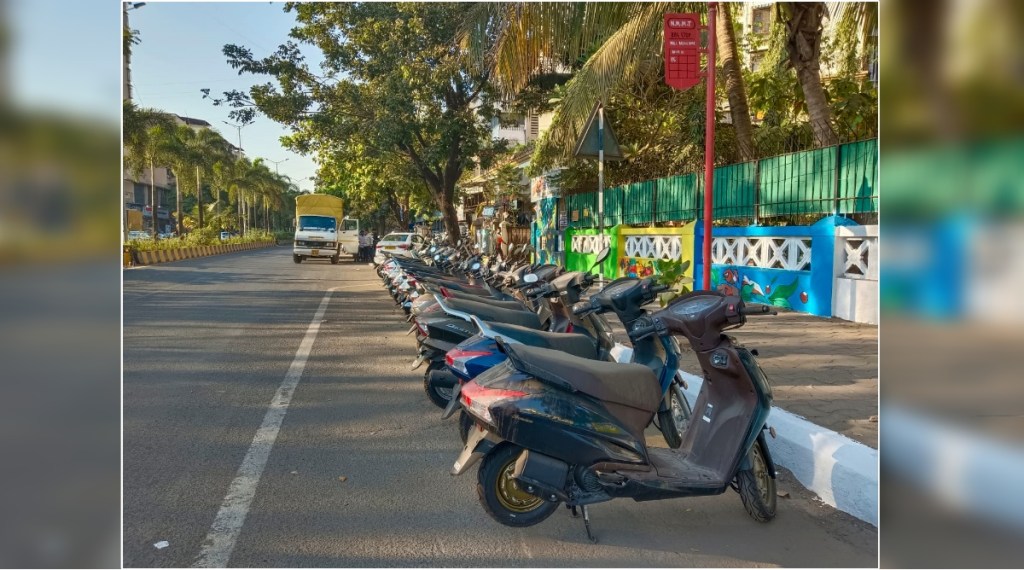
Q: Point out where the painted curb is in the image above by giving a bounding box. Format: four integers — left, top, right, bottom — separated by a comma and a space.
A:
679, 370, 878, 526
126, 241, 276, 267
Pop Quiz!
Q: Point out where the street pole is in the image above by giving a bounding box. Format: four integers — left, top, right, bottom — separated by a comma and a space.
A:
703, 2, 717, 290
223, 121, 245, 234
597, 102, 605, 287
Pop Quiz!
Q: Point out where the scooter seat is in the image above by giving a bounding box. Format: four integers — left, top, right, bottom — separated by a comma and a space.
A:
444, 297, 543, 330
445, 291, 524, 310
501, 343, 661, 415
486, 322, 598, 359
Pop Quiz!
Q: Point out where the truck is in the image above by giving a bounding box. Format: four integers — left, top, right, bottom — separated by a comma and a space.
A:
293, 194, 359, 264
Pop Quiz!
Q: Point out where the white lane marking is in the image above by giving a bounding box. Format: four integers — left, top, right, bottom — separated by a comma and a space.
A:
193, 286, 340, 568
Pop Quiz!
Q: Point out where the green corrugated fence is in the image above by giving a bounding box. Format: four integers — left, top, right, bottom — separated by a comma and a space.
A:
562, 139, 877, 227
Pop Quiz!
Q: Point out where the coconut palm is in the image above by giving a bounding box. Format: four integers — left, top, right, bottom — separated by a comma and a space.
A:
177, 126, 233, 231
461, 2, 757, 162
123, 101, 175, 238
776, 2, 838, 147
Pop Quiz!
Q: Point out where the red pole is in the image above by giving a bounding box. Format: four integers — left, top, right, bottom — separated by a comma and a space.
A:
703, 2, 717, 290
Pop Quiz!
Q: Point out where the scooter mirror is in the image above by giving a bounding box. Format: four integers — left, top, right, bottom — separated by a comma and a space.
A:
594, 246, 610, 264
471, 262, 481, 271
523, 273, 539, 284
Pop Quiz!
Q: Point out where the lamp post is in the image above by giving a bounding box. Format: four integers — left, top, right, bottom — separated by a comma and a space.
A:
222, 120, 247, 232
267, 157, 289, 175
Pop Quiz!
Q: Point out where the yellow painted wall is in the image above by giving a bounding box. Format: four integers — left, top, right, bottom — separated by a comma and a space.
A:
615, 221, 696, 279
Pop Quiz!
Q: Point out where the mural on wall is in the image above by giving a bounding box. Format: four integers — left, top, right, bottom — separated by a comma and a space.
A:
712, 267, 808, 309
534, 196, 559, 264
619, 257, 657, 278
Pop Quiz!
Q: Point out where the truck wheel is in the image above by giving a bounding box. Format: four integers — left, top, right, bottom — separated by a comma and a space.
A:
330, 254, 339, 264
293, 254, 302, 264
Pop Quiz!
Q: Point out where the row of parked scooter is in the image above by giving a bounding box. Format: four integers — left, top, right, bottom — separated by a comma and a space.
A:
375, 238, 780, 540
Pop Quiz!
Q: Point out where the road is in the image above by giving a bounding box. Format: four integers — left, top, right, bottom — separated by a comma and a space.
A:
123, 246, 877, 567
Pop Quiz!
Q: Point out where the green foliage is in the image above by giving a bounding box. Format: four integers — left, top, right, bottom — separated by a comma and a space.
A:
653, 258, 693, 307
126, 230, 275, 251
209, 2, 499, 238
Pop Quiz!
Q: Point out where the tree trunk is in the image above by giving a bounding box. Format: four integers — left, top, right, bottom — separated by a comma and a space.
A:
717, 3, 756, 161
175, 171, 182, 237
782, 2, 839, 147
439, 193, 460, 243
796, 63, 839, 146
150, 158, 157, 239
196, 166, 204, 231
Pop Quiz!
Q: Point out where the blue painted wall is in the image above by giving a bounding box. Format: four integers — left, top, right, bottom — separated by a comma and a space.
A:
694, 216, 857, 317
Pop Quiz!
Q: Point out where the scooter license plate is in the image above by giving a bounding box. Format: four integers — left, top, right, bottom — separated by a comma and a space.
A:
311, 249, 319, 256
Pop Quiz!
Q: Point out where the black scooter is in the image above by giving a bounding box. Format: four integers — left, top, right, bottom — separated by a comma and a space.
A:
444, 284, 778, 541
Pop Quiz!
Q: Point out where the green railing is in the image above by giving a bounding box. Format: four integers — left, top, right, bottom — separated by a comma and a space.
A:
563, 138, 878, 227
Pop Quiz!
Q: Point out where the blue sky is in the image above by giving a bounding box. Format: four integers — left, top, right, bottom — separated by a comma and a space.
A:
126, 2, 323, 192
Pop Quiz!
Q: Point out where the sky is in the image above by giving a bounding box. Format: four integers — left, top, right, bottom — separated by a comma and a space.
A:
126, 1, 323, 192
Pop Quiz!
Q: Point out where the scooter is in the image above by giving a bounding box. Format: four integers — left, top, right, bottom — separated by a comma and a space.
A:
444, 286, 778, 541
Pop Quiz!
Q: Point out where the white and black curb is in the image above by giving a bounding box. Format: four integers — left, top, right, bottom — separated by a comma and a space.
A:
679, 371, 878, 526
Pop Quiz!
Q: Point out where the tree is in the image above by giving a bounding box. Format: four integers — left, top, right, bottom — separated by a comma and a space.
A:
717, 3, 756, 161
461, 2, 756, 163
123, 101, 175, 238
176, 126, 233, 230
209, 3, 498, 240
777, 2, 839, 147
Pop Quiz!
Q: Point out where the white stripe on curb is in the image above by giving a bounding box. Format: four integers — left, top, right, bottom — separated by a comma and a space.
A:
193, 287, 339, 568
679, 371, 879, 526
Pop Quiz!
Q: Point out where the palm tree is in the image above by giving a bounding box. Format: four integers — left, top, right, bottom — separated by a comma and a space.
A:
123, 101, 175, 239
717, 3, 755, 161
148, 124, 193, 236
461, 2, 757, 162
777, 2, 839, 147
177, 126, 233, 230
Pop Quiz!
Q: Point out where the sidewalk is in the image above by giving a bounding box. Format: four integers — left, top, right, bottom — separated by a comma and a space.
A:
677, 310, 879, 448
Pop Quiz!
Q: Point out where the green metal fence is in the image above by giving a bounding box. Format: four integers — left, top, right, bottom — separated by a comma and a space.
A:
562, 138, 877, 227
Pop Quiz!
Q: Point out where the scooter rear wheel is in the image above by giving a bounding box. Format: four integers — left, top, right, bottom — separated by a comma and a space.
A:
422, 361, 452, 409
476, 444, 559, 527
736, 438, 776, 522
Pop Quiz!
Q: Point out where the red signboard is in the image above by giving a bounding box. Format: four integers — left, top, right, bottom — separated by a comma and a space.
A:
664, 13, 702, 90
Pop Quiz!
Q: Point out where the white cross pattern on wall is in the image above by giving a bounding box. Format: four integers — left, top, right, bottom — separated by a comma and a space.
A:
711, 237, 812, 271
570, 234, 611, 254
623, 235, 682, 260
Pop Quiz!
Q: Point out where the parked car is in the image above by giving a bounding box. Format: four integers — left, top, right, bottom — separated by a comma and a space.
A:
220, 231, 237, 241
127, 231, 152, 241
373, 232, 424, 263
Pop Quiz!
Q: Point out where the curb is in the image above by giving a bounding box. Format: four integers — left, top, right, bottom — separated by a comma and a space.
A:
126, 240, 276, 267
679, 371, 878, 526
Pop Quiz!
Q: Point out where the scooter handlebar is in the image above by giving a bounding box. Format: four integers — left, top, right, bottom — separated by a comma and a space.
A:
740, 303, 777, 316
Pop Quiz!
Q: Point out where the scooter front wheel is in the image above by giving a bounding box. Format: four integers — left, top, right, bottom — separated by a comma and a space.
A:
476, 444, 559, 527
736, 438, 777, 522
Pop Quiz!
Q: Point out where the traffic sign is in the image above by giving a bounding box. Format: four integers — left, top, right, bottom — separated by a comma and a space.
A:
664, 13, 702, 90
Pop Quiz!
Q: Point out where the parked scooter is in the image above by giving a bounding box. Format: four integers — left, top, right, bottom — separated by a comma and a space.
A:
430, 249, 691, 449
443, 285, 778, 541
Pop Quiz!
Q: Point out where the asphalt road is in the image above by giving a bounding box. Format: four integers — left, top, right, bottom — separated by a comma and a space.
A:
123, 246, 877, 567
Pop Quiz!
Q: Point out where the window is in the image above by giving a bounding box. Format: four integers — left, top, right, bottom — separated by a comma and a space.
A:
343, 219, 359, 231
382, 233, 409, 242
750, 51, 765, 73
752, 7, 771, 35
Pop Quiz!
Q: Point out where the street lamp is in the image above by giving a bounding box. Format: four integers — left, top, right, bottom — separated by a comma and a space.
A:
222, 120, 244, 154
267, 157, 289, 175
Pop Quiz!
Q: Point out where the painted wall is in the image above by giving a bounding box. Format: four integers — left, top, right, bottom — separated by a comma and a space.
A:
695, 216, 857, 317
564, 226, 619, 279
833, 225, 879, 324
616, 223, 696, 280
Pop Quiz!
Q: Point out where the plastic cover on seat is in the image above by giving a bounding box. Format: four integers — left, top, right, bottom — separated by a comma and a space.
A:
501, 342, 661, 414
487, 322, 598, 359
444, 297, 543, 329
